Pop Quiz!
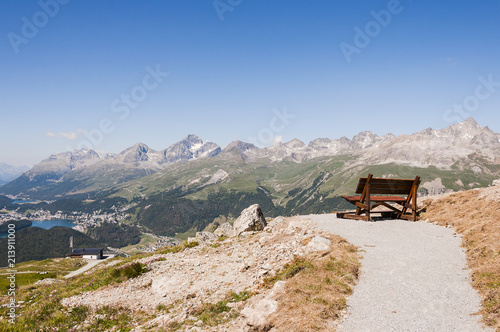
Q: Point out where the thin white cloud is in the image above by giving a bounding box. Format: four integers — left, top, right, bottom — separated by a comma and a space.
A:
273, 135, 283, 145
46, 129, 83, 140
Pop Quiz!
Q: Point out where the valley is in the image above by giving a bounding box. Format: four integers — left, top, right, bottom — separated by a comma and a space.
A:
1, 118, 500, 262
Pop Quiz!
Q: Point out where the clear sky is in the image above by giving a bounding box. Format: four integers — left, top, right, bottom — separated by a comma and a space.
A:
1, 0, 500, 166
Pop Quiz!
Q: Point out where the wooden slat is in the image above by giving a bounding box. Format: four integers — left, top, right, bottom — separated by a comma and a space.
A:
375, 202, 403, 213
400, 214, 416, 221
355, 202, 369, 210
342, 195, 407, 202
355, 178, 415, 193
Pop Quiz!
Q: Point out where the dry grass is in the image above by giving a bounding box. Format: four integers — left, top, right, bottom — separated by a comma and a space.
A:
421, 188, 500, 331
267, 234, 361, 331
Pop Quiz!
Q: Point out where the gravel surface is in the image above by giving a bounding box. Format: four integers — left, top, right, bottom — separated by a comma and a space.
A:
309, 215, 492, 332
63, 255, 114, 279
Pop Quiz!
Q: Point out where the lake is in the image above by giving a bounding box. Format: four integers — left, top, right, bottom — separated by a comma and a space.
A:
12, 199, 39, 204
0, 219, 76, 238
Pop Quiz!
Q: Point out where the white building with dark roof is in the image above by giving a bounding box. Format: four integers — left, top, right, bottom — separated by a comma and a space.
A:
70, 248, 103, 260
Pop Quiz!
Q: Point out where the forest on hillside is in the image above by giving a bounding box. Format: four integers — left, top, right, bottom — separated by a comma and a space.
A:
0, 227, 103, 266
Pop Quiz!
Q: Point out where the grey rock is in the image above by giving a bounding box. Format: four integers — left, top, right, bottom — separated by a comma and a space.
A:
241, 299, 278, 327
272, 216, 286, 224
307, 236, 330, 252
34, 278, 63, 286
241, 281, 284, 326
233, 204, 267, 236
214, 222, 234, 237
195, 231, 217, 244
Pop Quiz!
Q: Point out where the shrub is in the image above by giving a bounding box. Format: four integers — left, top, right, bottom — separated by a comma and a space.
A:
111, 262, 148, 280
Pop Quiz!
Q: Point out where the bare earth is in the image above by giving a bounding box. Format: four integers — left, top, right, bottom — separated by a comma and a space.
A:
310, 215, 493, 332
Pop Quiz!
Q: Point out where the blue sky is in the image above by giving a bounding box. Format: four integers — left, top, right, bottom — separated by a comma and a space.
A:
1, 0, 500, 166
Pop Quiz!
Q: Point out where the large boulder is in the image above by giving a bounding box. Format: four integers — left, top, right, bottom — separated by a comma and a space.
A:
196, 231, 217, 244
214, 222, 234, 237
233, 204, 267, 236
187, 231, 218, 245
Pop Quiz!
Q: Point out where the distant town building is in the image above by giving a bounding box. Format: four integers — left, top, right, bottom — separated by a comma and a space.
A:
70, 248, 103, 260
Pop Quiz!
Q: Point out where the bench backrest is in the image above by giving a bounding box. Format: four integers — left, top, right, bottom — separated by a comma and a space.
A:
355, 177, 417, 195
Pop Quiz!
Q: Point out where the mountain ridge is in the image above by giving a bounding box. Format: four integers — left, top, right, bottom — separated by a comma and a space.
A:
2, 118, 500, 200
0, 163, 30, 186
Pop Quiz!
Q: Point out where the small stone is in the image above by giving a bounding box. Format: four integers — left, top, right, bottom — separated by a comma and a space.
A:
307, 236, 330, 252
273, 216, 286, 224
261, 264, 272, 271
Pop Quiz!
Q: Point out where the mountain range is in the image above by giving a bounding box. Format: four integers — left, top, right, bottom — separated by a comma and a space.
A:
3, 117, 500, 198
0, 163, 29, 187
2, 118, 500, 236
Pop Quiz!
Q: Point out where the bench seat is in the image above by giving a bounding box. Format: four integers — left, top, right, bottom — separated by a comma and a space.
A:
337, 173, 420, 221
341, 195, 407, 203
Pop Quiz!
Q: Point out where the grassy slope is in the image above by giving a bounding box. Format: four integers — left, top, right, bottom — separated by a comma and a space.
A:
107, 152, 500, 238
114, 152, 500, 202
0, 257, 87, 291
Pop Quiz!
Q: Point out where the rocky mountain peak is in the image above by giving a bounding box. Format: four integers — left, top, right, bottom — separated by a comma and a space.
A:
284, 139, 306, 149
223, 141, 258, 154
116, 143, 154, 163
463, 117, 481, 128
363, 117, 500, 168
351, 131, 379, 149
183, 134, 203, 145
163, 135, 221, 164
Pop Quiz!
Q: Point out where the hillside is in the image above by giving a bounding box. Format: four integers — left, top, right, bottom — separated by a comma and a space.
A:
0, 213, 360, 331
0, 226, 103, 266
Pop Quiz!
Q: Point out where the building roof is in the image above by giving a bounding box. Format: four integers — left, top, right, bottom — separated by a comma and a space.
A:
70, 248, 103, 255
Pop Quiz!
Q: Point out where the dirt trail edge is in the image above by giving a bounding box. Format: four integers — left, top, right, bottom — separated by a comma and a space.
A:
309, 215, 492, 332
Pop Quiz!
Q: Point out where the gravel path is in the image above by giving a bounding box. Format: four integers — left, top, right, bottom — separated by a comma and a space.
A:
64, 255, 115, 279
309, 215, 492, 332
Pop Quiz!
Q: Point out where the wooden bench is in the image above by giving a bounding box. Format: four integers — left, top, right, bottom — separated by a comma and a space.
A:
336, 173, 421, 221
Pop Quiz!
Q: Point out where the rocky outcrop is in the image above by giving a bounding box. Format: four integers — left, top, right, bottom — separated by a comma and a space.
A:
214, 222, 234, 237
34, 278, 63, 286
233, 204, 267, 236
241, 281, 285, 327
189, 231, 218, 245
